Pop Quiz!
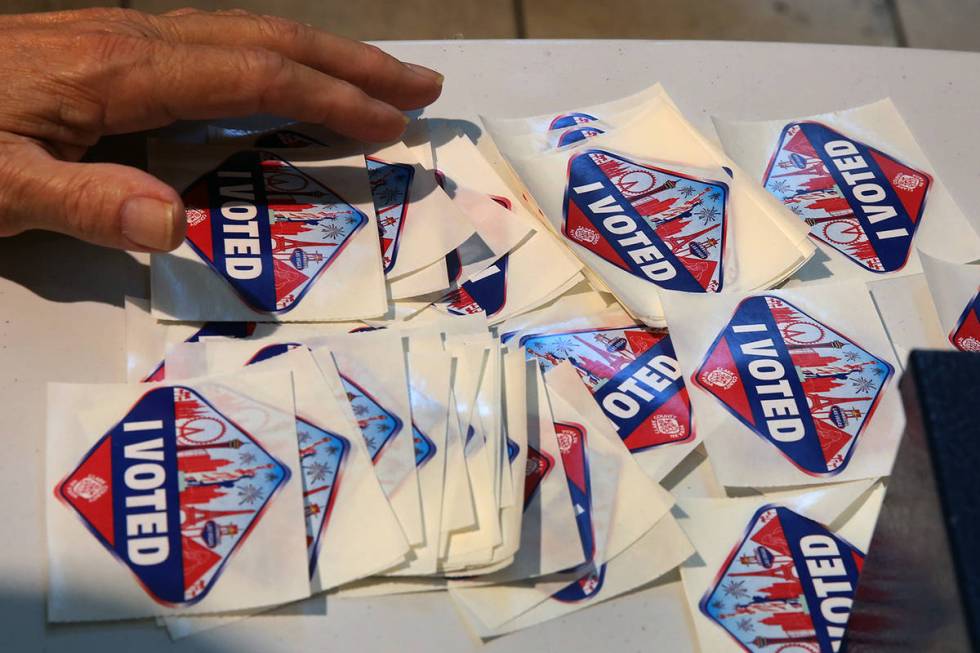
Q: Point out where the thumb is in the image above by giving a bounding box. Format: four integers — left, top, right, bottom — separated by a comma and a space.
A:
0, 141, 186, 251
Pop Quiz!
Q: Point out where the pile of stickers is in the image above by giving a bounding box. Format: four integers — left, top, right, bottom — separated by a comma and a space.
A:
45, 83, 980, 651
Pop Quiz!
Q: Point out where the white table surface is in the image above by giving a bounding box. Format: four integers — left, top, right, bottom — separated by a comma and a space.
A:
3, 39, 980, 652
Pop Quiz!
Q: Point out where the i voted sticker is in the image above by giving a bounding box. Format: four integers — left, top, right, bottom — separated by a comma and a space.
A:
296, 418, 349, 576
365, 157, 414, 273
700, 505, 863, 652
522, 326, 693, 452
339, 374, 404, 463
564, 149, 728, 293
549, 112, 599, 130
694, 295, 893, 475
412, 424, 436, 468
554, 422, 594, 562
522, 445, 554, 511
56, 386, 290, 606
183, 151, 367, 314
949, 288, 980, 352
763, 122, 931, 273
435, 253, 510, 317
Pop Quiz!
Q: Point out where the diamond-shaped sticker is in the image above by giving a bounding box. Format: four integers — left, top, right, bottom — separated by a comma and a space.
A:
366, 157, 414, 273
549, 112, 599, 130
563, 149, 729, 293
522, 326, 693, 452
553, 422, 595, 562
763, 121, 931, 273
55, 386, 290, 606
699, 505, 864, 652
296, 418, 349, 576
435, 253, 510, 317
182, 150, 368, 314
522, 444, 554, 511
412, 424, 436, 468
950, 288, 980, 352
552, 563, 607, 604
693, 295, 894, 475
339, 374, 404, 463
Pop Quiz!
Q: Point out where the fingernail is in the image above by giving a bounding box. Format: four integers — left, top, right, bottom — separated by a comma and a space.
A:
121, 197, 179, 251
404, 62, 444, 86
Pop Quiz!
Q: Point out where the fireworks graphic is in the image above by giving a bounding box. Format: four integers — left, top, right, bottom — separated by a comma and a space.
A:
376, 186, 401, 206
264, 470, 279, 483
239, 451, 257, 465
678, 185, 696, 198
844, 350, 861, 363
352, 403, 369, 417
721, 579, 750, 600
789, 204, 805, 216
365, 436, 377, 451
768, 179, 790, 195
345, 216, 359, 225
375, 422, 390, 433
695, 205, 720, 224
320, 223, 345, 240
736, 617, 755, 633
851, 376, 875, 394
551, 337, 576, 357
306, 460, 333, 484
709, 192, 722, 202
326, 445, 339, 456
237, 483, 265, 506
710, 599, 725, 611
872, 366, 887, 377
298, 429, 311, 444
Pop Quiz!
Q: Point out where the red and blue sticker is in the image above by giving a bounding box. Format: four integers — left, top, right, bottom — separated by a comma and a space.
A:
556, 125, 605, 147
522, 326, 693, 452
554, 422, 595, 563
56, 386, 289, 606
183, 151, 367, 314
522, 444, 553, 511
435, 254, 510, 317
763, 121, 931, 273
240, 341, 350, 577
700, 505, 864, 652
949, 288, 980, 352
693, 295, 893, 475
549, 112, 599, 131
339, 374, 404, 463
365, 157, 414, 273
412, 424, 436, 468
296, 418, 349, 577
564, 149, 728, 293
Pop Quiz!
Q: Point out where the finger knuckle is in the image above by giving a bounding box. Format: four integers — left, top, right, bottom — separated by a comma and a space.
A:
255, 14, 304, 43
237, 46, 289, 88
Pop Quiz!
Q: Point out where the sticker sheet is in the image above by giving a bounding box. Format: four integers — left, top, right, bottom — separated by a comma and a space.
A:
385, 337, 452, 576
920, 250, 980, 352
312, 330, 423, 546
46, 369, 309, 621
208, 124, 478, 280
713, 99, 980, 285
149, 142, 386, 322
488, 90, 814, 326
517, 306, 699, 481
678, 481, 883, 653
662, 282, 904, 487
169, 343, 410, 591
868, 273, 949, 367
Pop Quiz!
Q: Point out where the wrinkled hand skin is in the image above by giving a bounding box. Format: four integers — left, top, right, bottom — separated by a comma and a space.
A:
0, 8, 443, 251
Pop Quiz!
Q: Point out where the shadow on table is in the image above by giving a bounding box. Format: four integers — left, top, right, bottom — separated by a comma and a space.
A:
1, 585, 328, 652
0, 231, 149, 307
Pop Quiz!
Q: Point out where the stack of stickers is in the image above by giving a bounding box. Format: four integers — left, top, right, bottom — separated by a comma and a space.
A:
44, 83, 980, 651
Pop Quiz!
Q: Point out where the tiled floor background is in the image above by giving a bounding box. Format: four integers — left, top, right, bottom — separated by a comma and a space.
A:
3, 0, 980, 51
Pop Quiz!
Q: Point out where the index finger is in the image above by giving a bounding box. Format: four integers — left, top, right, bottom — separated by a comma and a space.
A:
149, 11, 444, 111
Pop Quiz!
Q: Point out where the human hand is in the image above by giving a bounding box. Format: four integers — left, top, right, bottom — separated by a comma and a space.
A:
0, 8, 443, 251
